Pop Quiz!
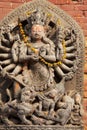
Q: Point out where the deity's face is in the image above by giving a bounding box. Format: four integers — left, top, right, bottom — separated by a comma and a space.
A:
31, 24, 45, 40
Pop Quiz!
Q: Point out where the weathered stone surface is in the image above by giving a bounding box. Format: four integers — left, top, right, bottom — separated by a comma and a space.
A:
0, 125, 84, 130
0, 0, 84, 129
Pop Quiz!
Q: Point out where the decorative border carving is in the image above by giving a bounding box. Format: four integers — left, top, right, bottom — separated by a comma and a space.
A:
0, 125, 84, 130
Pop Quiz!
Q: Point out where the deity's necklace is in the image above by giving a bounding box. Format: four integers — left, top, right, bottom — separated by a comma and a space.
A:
18, 22, 66, 67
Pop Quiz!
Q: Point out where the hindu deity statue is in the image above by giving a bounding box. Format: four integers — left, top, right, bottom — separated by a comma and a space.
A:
0, 6, 83, 126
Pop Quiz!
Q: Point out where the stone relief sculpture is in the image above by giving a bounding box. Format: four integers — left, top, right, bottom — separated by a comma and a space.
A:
0, 0, 84, 129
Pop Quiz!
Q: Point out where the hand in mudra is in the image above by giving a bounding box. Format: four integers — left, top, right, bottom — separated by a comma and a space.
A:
30, 53, 39, 61
39, 47, 46, 58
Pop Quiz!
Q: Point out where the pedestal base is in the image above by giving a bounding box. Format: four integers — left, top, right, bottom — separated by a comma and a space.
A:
0, 125, 84, 130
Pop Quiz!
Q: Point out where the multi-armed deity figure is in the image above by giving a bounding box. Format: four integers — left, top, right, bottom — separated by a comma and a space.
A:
0, 8, 83, 126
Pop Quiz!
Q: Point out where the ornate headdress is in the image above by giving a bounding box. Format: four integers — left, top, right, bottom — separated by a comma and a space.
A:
30, 8, 47, 25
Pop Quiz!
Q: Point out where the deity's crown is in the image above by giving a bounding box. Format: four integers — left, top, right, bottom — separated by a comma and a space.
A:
30, 8, 46, 25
